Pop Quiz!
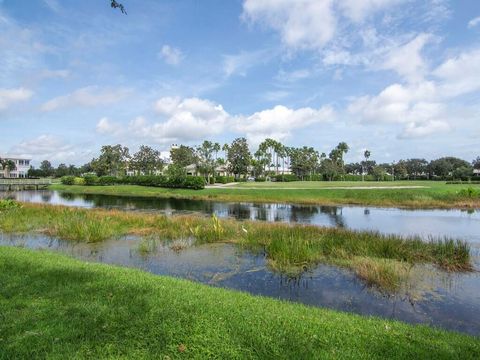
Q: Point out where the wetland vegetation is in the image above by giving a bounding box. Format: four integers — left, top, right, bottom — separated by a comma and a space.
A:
0, 200, 471, 292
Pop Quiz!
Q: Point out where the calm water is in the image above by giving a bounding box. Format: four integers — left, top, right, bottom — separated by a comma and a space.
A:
1, 233, 479, 335
4, 190, 480, 243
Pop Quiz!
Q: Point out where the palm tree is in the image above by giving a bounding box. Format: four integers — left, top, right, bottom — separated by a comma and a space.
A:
362, 150, 371, 182
336, 142, 349, 180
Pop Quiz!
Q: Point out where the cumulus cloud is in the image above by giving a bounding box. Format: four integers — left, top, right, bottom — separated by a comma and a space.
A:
468, 16, 480, 29
242, 0, 407, 51
97, 97, 334, 146
381, 33, 433, 82
433, 49, 480, 97
10, 134, 77, 163
159, 45, 183, 65
0, 87, 33, 111
242, 0, 336, 50
234, 104, 334, 145
41, 86, 130, 112
96, 117, 122, 135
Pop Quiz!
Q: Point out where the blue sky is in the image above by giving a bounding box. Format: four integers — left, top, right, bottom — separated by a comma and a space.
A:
1, 0, 479, 166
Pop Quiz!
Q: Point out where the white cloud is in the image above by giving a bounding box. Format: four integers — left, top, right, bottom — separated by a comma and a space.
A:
41, 86, 130, 112
433, 49, 480, 97
399, 120, 450, 138
11, 134, 76, 163
242, 0, 336, 50
159, 45, 183, 65
96, 117, 122, 135
467, 16, 480, 28
347, 82, 448, 138
381, 33, 433, 81
234, 104, 334, 145
0, 87, 33, 111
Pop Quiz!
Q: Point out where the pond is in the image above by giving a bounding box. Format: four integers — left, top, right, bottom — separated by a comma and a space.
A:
4, 190, 480, 243
1, 233, 479, 336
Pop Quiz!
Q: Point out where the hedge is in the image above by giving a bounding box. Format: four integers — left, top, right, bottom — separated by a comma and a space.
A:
60, 176, 75, 185
216, 176, 235, 184
77, 175, 205, 190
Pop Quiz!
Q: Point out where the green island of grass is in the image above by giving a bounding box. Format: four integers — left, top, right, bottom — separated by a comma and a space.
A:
0, 202, 472, 292
49, 180, 480, 209
0, 247, 478, 359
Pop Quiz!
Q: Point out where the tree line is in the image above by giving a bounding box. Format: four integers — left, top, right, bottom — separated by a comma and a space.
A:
25, 139, 480, 181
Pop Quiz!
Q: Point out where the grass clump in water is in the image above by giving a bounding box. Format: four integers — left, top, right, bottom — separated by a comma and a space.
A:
0, 203, 472, 292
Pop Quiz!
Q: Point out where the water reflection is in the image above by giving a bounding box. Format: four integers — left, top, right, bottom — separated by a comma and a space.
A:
1, 233, 479, 336
4, 190, 480, 244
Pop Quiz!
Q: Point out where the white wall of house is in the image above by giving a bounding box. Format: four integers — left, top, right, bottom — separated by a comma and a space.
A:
0, 156, 31, 178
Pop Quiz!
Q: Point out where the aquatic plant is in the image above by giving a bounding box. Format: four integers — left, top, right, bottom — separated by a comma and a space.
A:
0, 203, 472, 292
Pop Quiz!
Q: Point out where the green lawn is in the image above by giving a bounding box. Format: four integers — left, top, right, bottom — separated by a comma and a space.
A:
49, 181, 480, 208
0, 247, 478, 359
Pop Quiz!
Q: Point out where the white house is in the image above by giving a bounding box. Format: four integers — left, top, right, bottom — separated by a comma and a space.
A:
0, 156, 31, 178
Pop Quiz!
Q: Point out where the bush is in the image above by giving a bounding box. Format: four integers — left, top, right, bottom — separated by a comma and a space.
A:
74, 177, 85, 185
83, 175, 99, 186
60, 176, 75, 185
255, 177, 266, 182
183, 176, 205, 190
216, 176, 235, 184
98, 176, 118, 186
273, 174, 299, 182
209, 177, 215, 185
234, 177, 247, 182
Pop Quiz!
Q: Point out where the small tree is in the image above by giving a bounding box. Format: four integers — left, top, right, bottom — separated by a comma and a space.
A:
227, 138, 251, 178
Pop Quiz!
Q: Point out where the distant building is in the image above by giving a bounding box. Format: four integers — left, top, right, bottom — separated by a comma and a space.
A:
0, 156, 31, 178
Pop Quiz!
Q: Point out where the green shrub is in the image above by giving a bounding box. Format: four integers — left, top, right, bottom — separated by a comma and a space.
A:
273, 174, 299, 182
209, 177, 215, 185
83, 174, 99, 186
74, 177, 85, 185
255, 177, 266, 182
60, 176, 75, 185
98, 176, 118, 186
183, 176, 205, 190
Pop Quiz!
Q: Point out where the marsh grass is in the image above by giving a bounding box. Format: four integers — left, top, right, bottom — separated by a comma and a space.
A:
0, 202, 472, 291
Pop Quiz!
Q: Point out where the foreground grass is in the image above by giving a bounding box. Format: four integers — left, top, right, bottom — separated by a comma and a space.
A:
0, 202, 471, 291
49, 181, 480, 208
0, 247, 478, 359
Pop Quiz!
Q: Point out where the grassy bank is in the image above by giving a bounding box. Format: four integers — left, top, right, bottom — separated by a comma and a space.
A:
49, 181, 480, 208
0, 202, 471, 291
0, 247, 478, 359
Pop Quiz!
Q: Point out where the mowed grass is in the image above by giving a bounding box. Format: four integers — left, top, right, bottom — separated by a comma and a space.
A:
0, 202, 472, 291
0, 247, 479, 359
49, 181, 480, 208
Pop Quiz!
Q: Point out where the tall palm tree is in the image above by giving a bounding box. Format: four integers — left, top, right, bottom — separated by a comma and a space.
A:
336, 142, 349, 180
363, 150, 371, 182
